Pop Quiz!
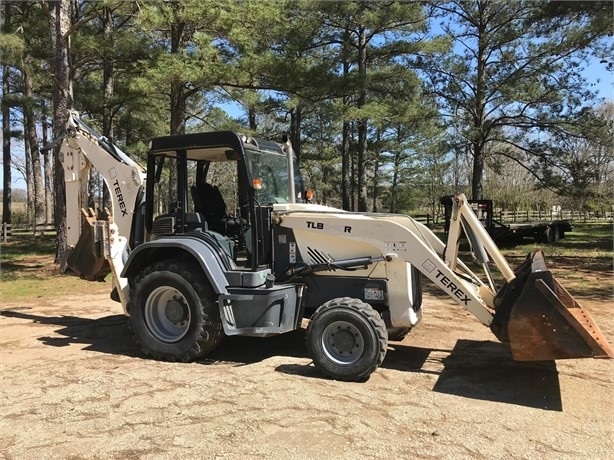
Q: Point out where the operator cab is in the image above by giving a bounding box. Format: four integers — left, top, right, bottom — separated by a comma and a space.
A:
145, 131, 305, 270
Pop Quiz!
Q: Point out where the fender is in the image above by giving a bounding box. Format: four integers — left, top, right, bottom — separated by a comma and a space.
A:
121, 235, 230, 294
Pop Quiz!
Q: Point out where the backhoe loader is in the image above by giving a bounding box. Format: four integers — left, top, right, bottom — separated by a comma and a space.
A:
50, 111, 612, 381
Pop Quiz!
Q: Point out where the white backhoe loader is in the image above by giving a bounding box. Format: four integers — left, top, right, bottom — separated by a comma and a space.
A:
48, 111, 612, 381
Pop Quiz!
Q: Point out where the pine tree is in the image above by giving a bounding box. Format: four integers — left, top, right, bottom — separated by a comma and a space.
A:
427, 0, 613, 199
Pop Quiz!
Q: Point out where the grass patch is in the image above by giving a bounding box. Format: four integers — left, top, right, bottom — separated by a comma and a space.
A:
1, 234, 110, 301
500, 222, 613, 260
1, 260, 108, 300
1, 234, 57, 262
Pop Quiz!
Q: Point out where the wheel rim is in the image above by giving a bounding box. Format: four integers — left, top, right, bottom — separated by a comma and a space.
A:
144, 286, 191, 343
321, 320, 365, 365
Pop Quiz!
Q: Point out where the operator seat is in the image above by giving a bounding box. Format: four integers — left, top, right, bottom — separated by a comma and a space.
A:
191, 182, 247, 246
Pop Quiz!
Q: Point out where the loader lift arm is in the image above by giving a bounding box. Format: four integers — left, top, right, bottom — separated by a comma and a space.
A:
435, 195, 612, 361
276, 194, 613, 362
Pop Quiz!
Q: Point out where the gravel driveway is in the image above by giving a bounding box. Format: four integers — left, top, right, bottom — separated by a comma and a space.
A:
1, 283, 612, 459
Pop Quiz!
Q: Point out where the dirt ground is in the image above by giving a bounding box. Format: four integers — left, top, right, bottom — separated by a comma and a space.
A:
1, 267, 613, 459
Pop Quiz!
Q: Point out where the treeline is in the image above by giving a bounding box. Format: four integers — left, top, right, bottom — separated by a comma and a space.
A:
1, 1, 613, 240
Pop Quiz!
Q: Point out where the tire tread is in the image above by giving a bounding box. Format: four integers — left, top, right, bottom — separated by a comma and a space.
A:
307, 297, 387, 382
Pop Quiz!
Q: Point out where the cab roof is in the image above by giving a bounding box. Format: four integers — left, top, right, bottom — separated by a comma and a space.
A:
148, 131, 285, 162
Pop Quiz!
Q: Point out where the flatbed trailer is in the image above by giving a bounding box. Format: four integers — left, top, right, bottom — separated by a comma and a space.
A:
442, 197, 573, 245
469, 200, 573, 244
498, 218, 573, 244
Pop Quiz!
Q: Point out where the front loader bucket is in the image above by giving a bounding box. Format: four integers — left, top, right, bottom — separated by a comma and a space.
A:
491, 251, 613, 361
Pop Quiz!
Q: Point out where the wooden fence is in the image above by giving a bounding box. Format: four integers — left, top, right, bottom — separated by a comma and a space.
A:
493, 210, 613, 222
1, 222, 9, 243
411, 210, 613, 226
1, 223, 56, 243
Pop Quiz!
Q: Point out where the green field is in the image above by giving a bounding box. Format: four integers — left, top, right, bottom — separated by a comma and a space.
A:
0, 234, 109, 301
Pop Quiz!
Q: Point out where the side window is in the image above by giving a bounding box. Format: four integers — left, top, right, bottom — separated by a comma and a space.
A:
186, 159, 198, 212
151, 157, 172, 219
205, 161, 239, 215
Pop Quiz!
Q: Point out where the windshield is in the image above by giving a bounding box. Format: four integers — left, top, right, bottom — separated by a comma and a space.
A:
245, 149, 304, 204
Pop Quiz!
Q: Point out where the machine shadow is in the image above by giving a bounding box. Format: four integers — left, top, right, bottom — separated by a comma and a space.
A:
2, 309, 562, 410
431, 339, 562, 411
0, 309, 308, 364
0, 309, 140, 357
202, 330, 308, 365
276, 339, 562, 411
274, 342, 438, 379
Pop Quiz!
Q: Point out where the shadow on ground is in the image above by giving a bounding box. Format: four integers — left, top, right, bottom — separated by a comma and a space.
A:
203, 330, 308, 364
431, 339, 561, 411
277, 338, 562, 411
0, 308, 308, 364
2, 309, 561, 410
0, 310, 139, 357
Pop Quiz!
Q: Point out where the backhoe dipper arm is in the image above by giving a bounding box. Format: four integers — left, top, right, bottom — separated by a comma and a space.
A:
60, 111, 145, 246
56, 111, 146, 311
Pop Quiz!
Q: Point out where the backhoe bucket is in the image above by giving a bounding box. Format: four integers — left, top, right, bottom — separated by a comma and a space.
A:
63, 208, 111, 282
491, 251, 613, 361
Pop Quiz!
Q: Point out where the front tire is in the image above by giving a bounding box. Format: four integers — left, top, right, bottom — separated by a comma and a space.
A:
306, 297, 387, 382
130, 258, 223, 361
387, 327, 411, 342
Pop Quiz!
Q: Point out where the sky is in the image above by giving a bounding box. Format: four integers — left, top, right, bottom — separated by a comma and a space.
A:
586, 56, 613, 100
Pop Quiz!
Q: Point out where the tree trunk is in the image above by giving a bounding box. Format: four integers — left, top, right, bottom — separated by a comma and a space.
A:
341, 120, 351, 211
341, 28, 351, 211
24, 125, 33, 225
23, 68, 46, 229
169, 80, 184, 204
248, 106, 257, 131
391, 154, 400, 213
321, 164, 331, 206
87, 171, 96, 209
471, 142, 484, 200
49, 0, 74, 263
356, 24, 368, 212
390, 126, 403, 214
289, 105, 301, 163
42, 109, 54, 224
168, 20, 186, 206
471, 0, 488, 200
102, 5, 114, 141
350, 139, 356, 211
2, 13, 11, 225
88, 5, 115, 211
371, 129, 381, 212
372, 157, 380, 213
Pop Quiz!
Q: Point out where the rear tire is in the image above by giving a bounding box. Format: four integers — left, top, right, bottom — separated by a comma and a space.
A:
130, 258, 224, 361
306, 297, 387, 382
539, 225, 560, 244
551, 225, 560, 243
